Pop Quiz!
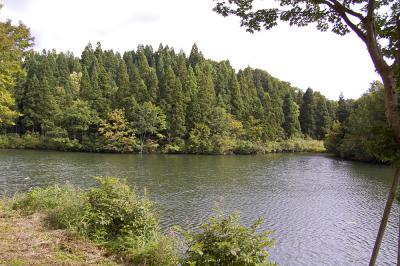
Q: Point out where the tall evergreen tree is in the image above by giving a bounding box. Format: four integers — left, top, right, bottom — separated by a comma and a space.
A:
188, 43, 203, 68
195, 63, 216, 125
282, 93, 301, 138
160, 67, 186, 138
299, 88, 316, 137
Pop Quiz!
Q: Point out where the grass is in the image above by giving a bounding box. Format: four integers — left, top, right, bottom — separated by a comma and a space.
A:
0, 177, 276, 265
1, 177, 180, 265
0, 210, 119, 265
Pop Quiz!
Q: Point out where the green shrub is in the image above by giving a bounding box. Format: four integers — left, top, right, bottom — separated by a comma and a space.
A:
234, 140, 258, 155
0, 133, 44, 149
10, 178, 278, 265
142, 139, 160, 153
212, 134, 236, 155
85, 177, 159, 252
20, 133, 43, 149
180, 211, 275, 266
163, 138, 185, 154
12, 184, 89, 231
129, 235, 180, 266
187, 123, 213, 154
47, 137, 83, 151
11, 177, 177, 265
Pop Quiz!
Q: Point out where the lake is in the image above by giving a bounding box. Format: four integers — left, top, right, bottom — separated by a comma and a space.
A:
0, 149, 398, 265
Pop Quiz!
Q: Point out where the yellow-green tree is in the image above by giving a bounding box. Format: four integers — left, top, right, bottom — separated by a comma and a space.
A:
98, 109, 136, 153
0, 5, 33, 126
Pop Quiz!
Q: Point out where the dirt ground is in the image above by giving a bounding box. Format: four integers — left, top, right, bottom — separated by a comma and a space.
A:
0, 211, 120, 265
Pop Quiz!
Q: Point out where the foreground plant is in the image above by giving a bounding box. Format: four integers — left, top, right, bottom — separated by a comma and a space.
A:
11, 177, 179, 265
180, 210, 276, 266
9, 177, 276, 265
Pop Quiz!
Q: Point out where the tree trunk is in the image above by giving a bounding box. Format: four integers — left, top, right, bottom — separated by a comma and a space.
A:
370, 168, 400, 266
365, 42, 400, 265
369, 76, 400, 265
398, 210, 400, 266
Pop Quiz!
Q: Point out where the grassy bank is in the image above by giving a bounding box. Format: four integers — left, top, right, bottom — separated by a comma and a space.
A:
0, 133, 325, 154
0, 210, 119, 265
1, 177, 276, 265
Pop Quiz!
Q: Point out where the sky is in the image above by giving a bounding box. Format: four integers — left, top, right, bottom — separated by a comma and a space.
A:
1, 0, 380, 100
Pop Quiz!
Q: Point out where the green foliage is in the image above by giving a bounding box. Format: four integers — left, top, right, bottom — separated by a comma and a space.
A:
98, 109, 136, 153
85, 177, 159, 251
129, 235, 180, 266
324, 82, 400, 163
58, 99, 99, 141
282, 93, 301, 138
0, 133, 43, 149
47, 137, 83, 151
3, 37, 335, 155
324, 121, 343, 156
0, 10, 33, 126
9, 178, 279, 265
131, 101, 166, 152
187, 123, 213, 154
276, 138, 325, 153
11, 177, 178, 265
299, 88, 316, 138
12, 184, 89, 231
180, 210, 275, 266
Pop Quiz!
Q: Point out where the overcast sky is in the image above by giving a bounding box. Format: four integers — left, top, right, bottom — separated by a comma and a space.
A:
1, 0, 380, 100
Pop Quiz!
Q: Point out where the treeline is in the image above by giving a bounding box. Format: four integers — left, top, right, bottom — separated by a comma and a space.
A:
324, 81, 400, 163
1, 42, 335, 154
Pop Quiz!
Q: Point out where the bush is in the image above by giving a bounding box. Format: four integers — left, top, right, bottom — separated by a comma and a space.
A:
233, 140, 258, 155
279, 138, 325, 153
85, 177, 159, 252
180, 211, 275, 266
163, 138, 185, 154
13, 184, 89, 231
130, 235, 180, 266
212, 134, 236, 155
47, 137, 83, 151
10, 178, 277, 265
0, 133, 44, 149
12, 177, 177, 265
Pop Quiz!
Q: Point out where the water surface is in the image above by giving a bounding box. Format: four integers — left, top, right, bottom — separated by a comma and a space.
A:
0, 149, 398, 265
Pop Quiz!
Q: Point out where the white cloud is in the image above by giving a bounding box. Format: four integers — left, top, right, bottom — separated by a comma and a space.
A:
1, 0, 379, 99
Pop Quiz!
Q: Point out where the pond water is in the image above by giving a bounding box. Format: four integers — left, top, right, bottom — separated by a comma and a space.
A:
0, 149, 398, 265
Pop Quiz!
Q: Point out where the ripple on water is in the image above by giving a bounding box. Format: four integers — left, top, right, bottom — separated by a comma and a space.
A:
0, 151, 398, 265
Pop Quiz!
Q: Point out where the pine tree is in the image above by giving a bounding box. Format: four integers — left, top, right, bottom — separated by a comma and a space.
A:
229, 71, 243, 118
188, 43, 204, 68
299, 88, 316, 138
282, 93, 301, 138
336, 93, 353, 123
160, 67, 186, 138
23, 75, 57, 133
195, 63, 216, 125
315, 95, 332, 139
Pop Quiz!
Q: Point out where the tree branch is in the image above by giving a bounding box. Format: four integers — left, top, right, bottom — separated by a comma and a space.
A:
322, 0, 367, 42
328, 0, 364, 20
367, 0, 375, 19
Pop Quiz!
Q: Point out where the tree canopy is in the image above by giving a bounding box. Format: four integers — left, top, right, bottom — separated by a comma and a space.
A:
213, 0, 400, 147
0, 4, 33, 126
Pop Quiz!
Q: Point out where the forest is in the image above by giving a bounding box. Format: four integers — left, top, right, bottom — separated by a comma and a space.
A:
0, 10, 394, 161
1, 39, 336, 154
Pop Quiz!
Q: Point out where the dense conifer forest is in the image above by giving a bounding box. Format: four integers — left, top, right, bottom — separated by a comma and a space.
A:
1, 41, 339, 154
1, 6, 394, 158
